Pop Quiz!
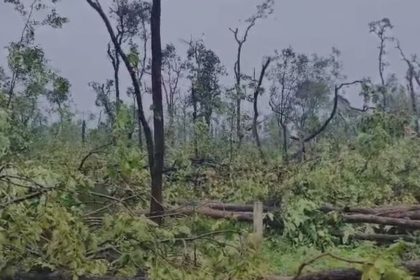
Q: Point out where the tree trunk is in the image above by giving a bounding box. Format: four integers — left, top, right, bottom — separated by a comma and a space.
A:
236, 97, 242, 146
192, 85, 199, 158
407, 71, 419, 136
150, 0, 164, 223
252, 58, 271, 161
82, 120, 86, 144
280, 122, 288, 163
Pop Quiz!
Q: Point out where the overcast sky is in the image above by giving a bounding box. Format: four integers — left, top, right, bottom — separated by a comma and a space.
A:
1, 0, 420, 117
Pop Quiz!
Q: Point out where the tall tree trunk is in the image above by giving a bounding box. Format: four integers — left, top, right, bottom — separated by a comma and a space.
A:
150, 0, 164, 223
107, 43, 121, 112
192, 85, 199, 159
280, 122, 288, 163
236, 97, 242, 146
407, 71, 419, 136
82, 120, 86, 144
252, 58, 271, 161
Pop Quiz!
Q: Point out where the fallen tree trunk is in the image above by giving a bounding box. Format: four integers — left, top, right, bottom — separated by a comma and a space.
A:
146, 206, 254, 222
265, 269, 362, 280
2, 271, 147, 280
206, 202, 275, 212
193, 206, 253, 221
334, 232, 416, 243
265, 260, 420, 280
342, 214, 420, 229
321, 204, 420, 217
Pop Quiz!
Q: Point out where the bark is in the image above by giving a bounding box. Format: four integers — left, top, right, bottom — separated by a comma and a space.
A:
252, 58, 271, 160
150, 0, 165, 223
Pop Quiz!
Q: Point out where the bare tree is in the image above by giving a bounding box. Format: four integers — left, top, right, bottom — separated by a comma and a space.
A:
229, 0, 274, 146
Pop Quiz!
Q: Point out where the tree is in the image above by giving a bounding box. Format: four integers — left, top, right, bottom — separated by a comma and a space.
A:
229, 0, 274, 146
86, 0, 165, 223
186, 40, 225, 157
3, 0, 67, 109
90, 80, 116, 126
162, 44, 186, 146
396, 40, 420, 136
369, 18, 394, 110
269, 48, 303, 161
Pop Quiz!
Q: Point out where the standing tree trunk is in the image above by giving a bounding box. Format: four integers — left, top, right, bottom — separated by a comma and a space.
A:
107, 43, 121, 112
191, 85, 199, 159
252, 58, 271, 161
82, 120, 86, 144
407, 70, 419, 135
280, 121, 288, 163
397, 42, 419, 136
150, 0, 164, 223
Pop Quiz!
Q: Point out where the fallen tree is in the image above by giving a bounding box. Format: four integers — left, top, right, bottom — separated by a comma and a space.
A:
265, 260, 420, 280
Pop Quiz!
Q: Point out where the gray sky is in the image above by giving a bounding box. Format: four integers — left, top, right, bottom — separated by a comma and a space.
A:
1, 0, 420, 117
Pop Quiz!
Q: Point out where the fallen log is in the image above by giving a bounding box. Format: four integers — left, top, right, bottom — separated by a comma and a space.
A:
147, 206, 254, 222
321, 204, 420, 218
194, 206, 254, 221
342, 214, 420, 229
264, 269, 362, 280
265, 260, 420, 280
334, 232, 416, 243
2, 271, 147, 280
206, 202, 276, 212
